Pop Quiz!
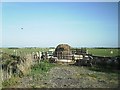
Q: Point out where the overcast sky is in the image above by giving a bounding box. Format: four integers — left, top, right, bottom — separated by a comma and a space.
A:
2, 2, 118, 47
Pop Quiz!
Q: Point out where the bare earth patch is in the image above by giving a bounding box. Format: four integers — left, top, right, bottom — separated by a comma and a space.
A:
12, 64, 119, 88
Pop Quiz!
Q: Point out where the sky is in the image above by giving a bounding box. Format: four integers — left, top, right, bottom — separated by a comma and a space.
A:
1, 2, 118, 48
1, 0, 120, 2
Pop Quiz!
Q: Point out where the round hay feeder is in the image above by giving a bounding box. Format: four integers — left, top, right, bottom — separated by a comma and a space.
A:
54, 44, 72, 60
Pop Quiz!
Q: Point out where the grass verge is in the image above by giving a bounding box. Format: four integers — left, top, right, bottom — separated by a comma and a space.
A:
2, 75, 20, 88
29, 60, 56, 76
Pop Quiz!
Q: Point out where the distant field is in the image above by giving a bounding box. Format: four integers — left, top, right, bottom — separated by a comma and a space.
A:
87, 48, 119, 57
0, 48, 119, 57
0, 48, 49, 56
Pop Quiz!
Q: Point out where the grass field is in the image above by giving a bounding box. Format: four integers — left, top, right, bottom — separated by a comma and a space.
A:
87, 48, 119, 57
0, 48, 49, 56
0, 47, 119, 57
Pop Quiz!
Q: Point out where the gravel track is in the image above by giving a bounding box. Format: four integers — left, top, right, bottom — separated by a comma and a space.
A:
13, 64, 119, 88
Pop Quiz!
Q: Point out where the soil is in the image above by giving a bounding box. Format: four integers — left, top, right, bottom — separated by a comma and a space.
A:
12, 64, 119, 88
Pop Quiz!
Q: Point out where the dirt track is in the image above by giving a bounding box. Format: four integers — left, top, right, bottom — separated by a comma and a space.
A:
13, 64, 119, 88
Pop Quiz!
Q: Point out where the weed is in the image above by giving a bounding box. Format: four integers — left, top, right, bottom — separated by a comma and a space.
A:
87, 73, 97, 78
30, 60, 55, 76
2, 75, 20, 88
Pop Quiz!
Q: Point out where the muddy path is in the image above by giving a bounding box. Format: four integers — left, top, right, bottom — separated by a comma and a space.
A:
13, 64, 119, 88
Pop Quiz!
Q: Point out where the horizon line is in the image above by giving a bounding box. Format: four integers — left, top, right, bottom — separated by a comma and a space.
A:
0, 46, 119, 48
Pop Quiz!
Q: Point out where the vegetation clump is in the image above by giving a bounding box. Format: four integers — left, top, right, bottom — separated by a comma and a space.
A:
30, 60, 55, 75
2, 75, 20, 88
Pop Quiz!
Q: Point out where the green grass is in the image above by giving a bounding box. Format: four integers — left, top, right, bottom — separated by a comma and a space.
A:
1, 47, 119, 57
2, 75, 20, 88
87, 48, 119, 57
30, 60, 55, 76
2, 60, 55, 88
88, 66, 120, 74
1, 48, 49, 56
